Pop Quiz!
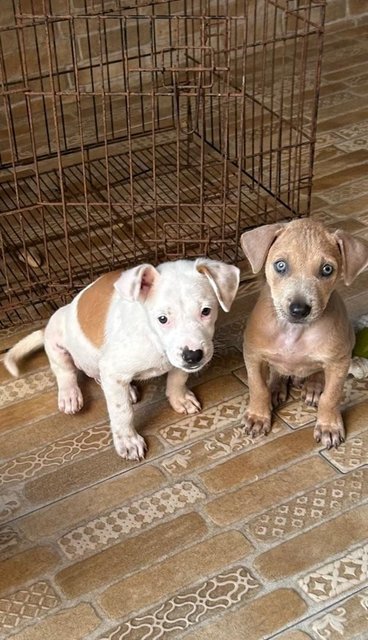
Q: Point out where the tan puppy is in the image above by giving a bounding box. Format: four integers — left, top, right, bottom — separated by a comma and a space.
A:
240, 218, 368, 449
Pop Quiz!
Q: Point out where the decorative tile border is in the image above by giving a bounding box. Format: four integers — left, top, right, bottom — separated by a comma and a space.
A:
300, 543, 368, 602
0, 424, 111, 485
59, 481, 205, 559
309, 587, 368, 640
275, 376, 368, 430
0, 491, 22, 523
342, 376, 368, 408
321, 177, 368, 204
159, 393, 249, 446
0, 581, 60, 631
0, 525, 20, 555
161, 421, 287, 477
0, 370, 55, 409
321, 432, 368, 472
275, 400, 316, 429
245, 469, 367, 544
214, 319, 245, 351
98, 566, 261, 640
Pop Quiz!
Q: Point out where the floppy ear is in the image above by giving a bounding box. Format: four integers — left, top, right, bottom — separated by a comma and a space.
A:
114, 264, 159, 302
240, 223, 285, 273
335, 230, 368, 286
196, 259, 240, 312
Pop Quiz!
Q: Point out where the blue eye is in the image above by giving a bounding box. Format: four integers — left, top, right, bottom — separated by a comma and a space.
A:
274, 260, 287, 274
158, 315, 168, 324
321, 264, 334, 277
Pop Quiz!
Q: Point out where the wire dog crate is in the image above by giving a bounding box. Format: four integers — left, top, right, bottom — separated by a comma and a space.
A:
0, 0, 326, 327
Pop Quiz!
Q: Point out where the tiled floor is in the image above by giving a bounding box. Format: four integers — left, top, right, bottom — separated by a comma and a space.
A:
1, 24, 368, 640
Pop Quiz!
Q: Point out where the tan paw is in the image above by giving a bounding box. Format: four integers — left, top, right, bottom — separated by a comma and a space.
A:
314, 421, 345, 449
243, 409, 272, 438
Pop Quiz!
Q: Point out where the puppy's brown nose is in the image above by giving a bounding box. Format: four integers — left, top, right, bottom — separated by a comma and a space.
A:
289, 301, 311, 320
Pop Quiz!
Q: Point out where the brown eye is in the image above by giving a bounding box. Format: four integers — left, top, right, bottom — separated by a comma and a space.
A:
201, 307, 211, 316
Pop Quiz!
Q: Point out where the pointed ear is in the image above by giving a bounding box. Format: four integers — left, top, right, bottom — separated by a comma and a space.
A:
114, 264, 159, 301
335, 230, 368, 286
240, 223, 286, 273
196, 259, 240, 312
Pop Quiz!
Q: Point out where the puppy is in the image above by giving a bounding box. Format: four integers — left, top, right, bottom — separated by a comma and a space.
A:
240, 218, 368, 448
4, 258, 240, 460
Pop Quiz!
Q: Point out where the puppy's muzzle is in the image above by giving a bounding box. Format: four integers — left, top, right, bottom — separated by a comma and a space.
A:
182, 346, 204, 369
288, 300, 311, 322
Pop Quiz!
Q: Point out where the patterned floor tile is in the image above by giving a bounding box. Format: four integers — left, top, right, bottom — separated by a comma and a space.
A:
0, 491, 22, 524
274, 375, 368, 431
56, 513, 208, 599
309, 587, 368, 640
19, 466, 164, 542
206, 457, 334, 527
321, 432, 368, 471
275, 401, 316, 429
6, 603, 101, 640
214, 319, 246, 350
98, 566, 260, 640
0, 371, 55, 409
200, 428, 321, 494
254, 505, 368, 581
183, 588, 308, 640
99, 531, 252, 620
0, 526, 20, 556
320, 176, 368, 204
299, 542, 368, 603
160, 420, 287, 477
24, 437, 163, 508
0, 547, 59, 596
245, 469, 367, 545
0, 581, 59, 632
0, 424, 111, 485
159, 392, 249, 446
342, 376, 368, 407
59, 481, 205, 559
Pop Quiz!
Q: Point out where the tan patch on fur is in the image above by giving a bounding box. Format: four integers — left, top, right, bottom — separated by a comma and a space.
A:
77, 270, 122, 348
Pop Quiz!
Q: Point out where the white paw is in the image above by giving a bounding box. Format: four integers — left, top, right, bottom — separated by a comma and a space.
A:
58, 386, 84, 414
113, 432, 147, 461
169, 390, 202, 415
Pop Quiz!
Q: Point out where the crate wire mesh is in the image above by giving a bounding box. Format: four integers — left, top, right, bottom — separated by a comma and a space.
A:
0, 0, 326, 327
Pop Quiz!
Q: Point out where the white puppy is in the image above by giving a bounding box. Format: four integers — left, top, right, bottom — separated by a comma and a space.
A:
4, 258, 240, 460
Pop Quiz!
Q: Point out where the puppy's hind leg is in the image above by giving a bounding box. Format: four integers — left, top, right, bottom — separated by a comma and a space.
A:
302, 371, 324, 407
268, 367, 289, 408
44, 309, 83, 415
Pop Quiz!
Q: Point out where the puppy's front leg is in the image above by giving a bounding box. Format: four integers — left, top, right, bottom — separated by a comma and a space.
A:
100, 370, 146, 461
166, 368, 201, 415
244, 356, 272, 437
314, 361, 349, 449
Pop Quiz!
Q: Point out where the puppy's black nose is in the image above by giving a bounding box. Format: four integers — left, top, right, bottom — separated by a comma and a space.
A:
183, 347, 203, 365
289, 301, 311, 320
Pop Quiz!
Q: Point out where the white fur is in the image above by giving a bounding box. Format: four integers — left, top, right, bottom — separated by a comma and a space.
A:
4, 258, 239, 460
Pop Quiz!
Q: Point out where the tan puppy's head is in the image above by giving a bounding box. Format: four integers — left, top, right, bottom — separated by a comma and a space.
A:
241, 219, 368, 324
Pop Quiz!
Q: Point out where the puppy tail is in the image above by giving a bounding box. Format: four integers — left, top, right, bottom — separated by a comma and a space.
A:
3, 329, 45, 377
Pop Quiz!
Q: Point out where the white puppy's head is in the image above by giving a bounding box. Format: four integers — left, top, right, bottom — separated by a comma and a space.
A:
114, 258, 240, 372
